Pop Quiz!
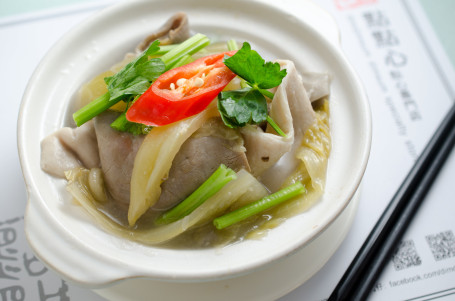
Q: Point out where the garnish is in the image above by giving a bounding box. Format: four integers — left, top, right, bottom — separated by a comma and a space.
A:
104, 42, 164, 103
73, 41, 164, 127
218, 42, 287, 136
72, 34, 210, 128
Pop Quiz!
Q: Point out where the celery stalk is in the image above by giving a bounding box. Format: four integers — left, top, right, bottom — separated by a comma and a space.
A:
227, 39, 239, 51
73, 92, 110, 127
154, 44, 178, 55
213, 182, 305, 230
155, 165, 237, 225
167, 54, 194, 70
161, 33, 210, 70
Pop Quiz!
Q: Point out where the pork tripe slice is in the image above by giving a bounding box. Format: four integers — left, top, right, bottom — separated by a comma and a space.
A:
241, 60, 317, 191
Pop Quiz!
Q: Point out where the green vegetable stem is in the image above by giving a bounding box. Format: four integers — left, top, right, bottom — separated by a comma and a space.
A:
161, 33, 210, 70
213, 182, 305, 230
227, 39, 239, 51
155, 164, 237, 225
72, 92, 112, 127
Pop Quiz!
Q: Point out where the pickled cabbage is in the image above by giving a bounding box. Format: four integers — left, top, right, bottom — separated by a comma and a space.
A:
65, 168, 268, 245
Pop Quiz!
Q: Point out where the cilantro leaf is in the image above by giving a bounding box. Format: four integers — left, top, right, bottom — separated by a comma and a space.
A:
217, 41, 287, 136
105, 40, 165, 102
217, 88, 267, 128
224, 42, 287, 90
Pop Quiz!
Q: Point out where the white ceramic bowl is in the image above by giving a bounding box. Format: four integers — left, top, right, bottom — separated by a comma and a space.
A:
18, 0, 371, 299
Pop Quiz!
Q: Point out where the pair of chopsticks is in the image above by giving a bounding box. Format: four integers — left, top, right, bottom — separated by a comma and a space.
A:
328, 103, 455, 301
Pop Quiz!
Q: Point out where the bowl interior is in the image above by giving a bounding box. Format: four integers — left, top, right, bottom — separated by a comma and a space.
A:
19, 0, 371, 286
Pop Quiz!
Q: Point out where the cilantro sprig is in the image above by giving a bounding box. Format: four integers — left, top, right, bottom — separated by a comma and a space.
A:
218, 42, 287, 136
224, 42, 286, 95
104, 41, 164, 103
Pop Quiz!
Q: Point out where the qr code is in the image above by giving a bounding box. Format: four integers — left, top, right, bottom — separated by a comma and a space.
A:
392, 239, 422, 271
426, 230, 455, 261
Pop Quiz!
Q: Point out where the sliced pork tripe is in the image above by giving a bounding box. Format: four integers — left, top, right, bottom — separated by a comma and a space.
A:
109, 12, 191, 75
136, 12, 190, 52
93, 111, 145, 207
40, 121, 100, 178
153, 118, 250, 211
300, 71, 331, 103
241, 60, 317, 191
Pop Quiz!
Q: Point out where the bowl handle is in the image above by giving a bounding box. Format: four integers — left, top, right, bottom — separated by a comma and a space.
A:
25, 192, 132, 287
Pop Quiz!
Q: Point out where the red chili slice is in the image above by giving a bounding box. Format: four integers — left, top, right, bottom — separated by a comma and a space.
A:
126, 51, 237, 126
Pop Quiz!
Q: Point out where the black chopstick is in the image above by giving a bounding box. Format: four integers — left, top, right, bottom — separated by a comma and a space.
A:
328, 103, 455, 301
